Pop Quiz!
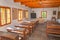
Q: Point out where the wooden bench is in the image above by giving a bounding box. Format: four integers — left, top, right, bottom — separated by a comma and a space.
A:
47, 21, 60, 36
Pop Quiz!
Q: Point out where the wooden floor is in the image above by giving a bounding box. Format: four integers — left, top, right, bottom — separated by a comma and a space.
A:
27, 23, 60, 40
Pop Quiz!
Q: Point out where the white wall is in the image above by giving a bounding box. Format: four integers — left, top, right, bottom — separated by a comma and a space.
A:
0, 0, 30, 9
31, 7, 59, 21
0, 0, 31, 31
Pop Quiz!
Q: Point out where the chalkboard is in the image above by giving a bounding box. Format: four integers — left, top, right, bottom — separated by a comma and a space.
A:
31, 13, 36, 18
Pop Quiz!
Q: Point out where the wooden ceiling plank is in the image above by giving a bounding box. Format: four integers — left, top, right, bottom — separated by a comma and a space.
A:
41, 1, 60, 4
14, 0, 60, 3
14, 0, 60, 8
14, 0, 40, 2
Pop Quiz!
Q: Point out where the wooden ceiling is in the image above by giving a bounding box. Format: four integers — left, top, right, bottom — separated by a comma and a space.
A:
14, 0, 60, 8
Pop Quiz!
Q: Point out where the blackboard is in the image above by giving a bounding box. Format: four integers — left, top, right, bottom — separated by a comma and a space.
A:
31, 13, 36, 18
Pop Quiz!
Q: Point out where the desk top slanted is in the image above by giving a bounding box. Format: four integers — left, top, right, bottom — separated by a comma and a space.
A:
0, 31, 19, 40
47, 21, 60, 35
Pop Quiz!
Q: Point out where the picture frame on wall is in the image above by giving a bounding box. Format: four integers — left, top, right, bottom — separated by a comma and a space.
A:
41, 11, 47, 18
53, 11, 56, 15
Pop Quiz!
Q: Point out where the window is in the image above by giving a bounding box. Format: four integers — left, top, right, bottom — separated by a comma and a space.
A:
6, 8, 11, 23
18, 9, 23, 21
0, 8, 6, 25
0, 7, 11, 26
25, 10, 28, 19
41, 11, 47, 18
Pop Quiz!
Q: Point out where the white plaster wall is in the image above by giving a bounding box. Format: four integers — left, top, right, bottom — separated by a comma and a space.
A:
0, 0, 31, 31
31, 7, 59, 21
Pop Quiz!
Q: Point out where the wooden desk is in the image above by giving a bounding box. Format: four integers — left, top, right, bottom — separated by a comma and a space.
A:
20, 21, 36, 29
17, 20, 39, 34
20, 22, 35, 33
0, 31, 19, 40
7, 27, 28, 40
47, 21, 60, 35
20, 20, 39, 29
12, 28, 29, 36
15, 25, 31, 36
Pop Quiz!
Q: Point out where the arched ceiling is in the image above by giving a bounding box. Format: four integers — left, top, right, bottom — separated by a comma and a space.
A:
14, 0, 60, 8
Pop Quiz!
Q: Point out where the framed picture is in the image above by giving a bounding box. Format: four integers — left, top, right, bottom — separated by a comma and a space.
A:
53, 11, 56, 15
41, 11, 47, 18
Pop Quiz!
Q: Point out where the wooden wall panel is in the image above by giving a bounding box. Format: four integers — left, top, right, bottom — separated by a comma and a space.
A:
12, 8, 18, 20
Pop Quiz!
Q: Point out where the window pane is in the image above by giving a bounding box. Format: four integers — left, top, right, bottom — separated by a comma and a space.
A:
19, 12, 21, 20
7, 19, 10, 23
21, 11, 23, 19
1, 19, 6, 25
42, 12, 47, 18
1, 8, 5, 19
18, 10, 23, 20
1, 8, 6, 25
26, 11, 28, 18
6, 8, 11, 23
6, 9, 10, 18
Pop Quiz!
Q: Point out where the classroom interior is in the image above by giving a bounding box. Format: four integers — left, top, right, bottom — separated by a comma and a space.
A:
0, 0, 60, 40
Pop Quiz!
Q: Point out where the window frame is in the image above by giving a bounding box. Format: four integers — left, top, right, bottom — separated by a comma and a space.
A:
41, 11, 47, 18
25, 10, 29, 19
6, 8, 11, 25
0, 6, 11, 26
18, 9, 23, 21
